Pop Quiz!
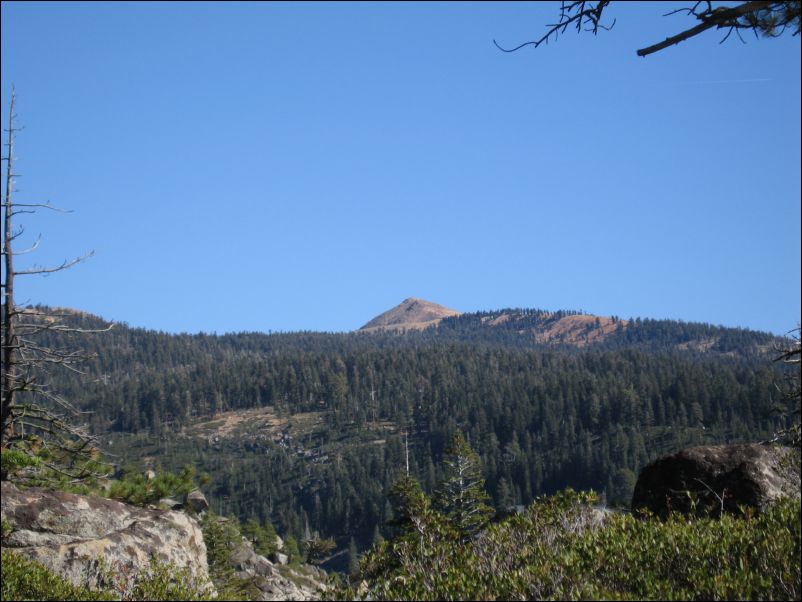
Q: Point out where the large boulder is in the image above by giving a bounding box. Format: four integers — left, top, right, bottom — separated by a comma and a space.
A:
185, 488, 210, 513
631, 443, 799, 518
0, 481, 213, 595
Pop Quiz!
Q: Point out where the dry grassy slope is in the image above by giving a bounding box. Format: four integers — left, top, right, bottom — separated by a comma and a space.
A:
484, 312, 628, 346
359, 298, 462, 333
536, 314, 627, 347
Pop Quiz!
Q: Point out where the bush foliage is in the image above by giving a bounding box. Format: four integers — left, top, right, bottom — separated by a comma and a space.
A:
329, 489, 801, 601
0, 550, 214, 601
107, 465, 202, 506
1, 549, 116, 601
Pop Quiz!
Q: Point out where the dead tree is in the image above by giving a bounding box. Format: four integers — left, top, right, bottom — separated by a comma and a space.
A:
1, 88, 110, 483
772, 326, 802, 447
494, 1, 801, 57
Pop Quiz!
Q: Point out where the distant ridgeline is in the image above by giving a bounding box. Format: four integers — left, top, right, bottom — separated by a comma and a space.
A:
406, 307, 778, 355
21, 304, 795, 564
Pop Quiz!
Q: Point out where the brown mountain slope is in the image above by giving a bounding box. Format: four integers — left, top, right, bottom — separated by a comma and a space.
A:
359, 298, 462, 333
484, 311, 628, 346
534, 314, 627, 346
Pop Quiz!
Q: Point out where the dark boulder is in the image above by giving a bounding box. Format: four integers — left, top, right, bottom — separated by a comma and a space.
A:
631, 443, 799, 518
185, 489, 209, 513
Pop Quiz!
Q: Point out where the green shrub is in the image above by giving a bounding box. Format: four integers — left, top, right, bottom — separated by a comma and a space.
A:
1, 518, 13, 539
328, 490, 801, 601
108, 465, 198, 507
574, 497, 802, 601
1, 549, 116, 601
0, 549, 218, 602
1, 438, 112, 492
125, 556, 214, 601
0, 449, 42, 479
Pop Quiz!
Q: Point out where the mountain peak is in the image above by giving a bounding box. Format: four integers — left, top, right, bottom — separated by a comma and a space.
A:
359, 298, 461, 332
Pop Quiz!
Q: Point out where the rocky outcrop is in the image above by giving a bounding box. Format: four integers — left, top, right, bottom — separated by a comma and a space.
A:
631, 443, 799, 517
0, 481, 213, 595
271, 551, 289, 565
231, 540, 276, 580
229, 537, 327, 601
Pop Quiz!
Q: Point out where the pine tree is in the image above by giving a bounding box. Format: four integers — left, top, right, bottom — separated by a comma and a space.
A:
496, 476, 515, 509
302, 534, 336, 565
242, 517, 278, 557
283, 536, 301, 565
387, 473, 431, 533
371, 523, 384, 546
434, 432, 494, 539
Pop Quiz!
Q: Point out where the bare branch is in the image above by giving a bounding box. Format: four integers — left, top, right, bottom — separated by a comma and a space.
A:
693, 477, 726, 515
636, 1, 775, 56
14, 317, 114, 335
496, 1, 798, 58
494, 1, 613, 52
9, 201, 71, 210
2, 87, 109, 485
13, 250, 94, 275
11, 234, 42, 255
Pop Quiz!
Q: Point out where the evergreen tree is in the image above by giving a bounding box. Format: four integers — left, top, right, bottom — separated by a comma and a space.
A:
387, 473, 431, 534
371, 524, 384, 547
200, 511, 250, 599
302, 534, 336, 565
495, 476, 515, 509
434, 432, 494, 539
283, 536, 301, 566
241, 517, 278, 557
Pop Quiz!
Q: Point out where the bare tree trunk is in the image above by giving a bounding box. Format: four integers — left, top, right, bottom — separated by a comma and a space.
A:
2, 87, 18, 444
0, 89, 111, 482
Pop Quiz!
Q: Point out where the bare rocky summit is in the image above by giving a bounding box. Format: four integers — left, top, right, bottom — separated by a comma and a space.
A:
360, 297, 461, 332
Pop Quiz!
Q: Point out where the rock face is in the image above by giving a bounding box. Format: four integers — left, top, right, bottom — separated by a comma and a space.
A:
231, 540, 275, 580
0, 481, 212, 595
229, 537, 327, 601
631, 443, 799, 517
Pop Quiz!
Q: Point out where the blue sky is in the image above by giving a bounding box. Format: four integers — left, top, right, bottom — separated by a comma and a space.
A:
2, 2, 800, 334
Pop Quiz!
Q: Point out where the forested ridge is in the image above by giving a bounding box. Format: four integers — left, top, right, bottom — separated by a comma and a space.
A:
23, 306, 795, 564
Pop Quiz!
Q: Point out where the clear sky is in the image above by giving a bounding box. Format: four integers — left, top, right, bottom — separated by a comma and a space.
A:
2, 1, 800, 335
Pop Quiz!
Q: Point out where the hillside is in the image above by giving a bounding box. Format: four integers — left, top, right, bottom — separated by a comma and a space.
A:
358, 298, 628, 344
14, 303, 796, 569
360, 299, 777, 356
